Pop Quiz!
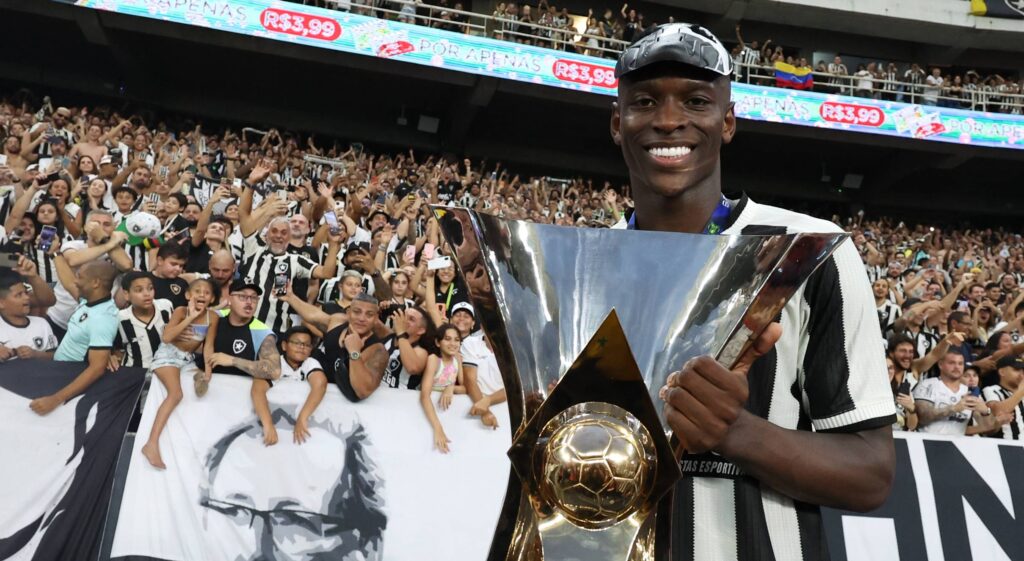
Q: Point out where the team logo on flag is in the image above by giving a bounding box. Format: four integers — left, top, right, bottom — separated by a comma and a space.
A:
1005, 0, 1024, 14
233, 339, 247, 354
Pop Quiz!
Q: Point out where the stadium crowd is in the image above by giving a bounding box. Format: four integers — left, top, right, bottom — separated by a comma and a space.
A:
0, 91, 1021, 466
295, 0, 1024, 112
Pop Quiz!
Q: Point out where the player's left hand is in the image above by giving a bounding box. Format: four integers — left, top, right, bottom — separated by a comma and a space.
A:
661, 323, 782, 454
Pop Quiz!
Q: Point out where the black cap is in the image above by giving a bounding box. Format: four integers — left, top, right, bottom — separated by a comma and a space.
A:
229, 279, 263, 295
615, 23, 733, 80
996, 355, 1024, 370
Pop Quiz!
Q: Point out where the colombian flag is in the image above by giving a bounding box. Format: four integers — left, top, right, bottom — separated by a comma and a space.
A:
774, 62, 814, 90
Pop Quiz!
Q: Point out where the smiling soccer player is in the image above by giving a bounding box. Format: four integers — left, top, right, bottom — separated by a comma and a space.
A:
611, 24, 896, 561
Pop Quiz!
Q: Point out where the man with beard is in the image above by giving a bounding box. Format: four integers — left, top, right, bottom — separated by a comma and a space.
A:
27, 107, 75, 160
611, 24, 894, 560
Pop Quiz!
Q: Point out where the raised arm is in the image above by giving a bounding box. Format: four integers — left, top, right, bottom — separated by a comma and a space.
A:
282, 286, 339, 333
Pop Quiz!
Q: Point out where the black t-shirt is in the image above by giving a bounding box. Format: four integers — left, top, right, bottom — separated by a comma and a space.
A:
203, 314, 273, 376
323, 322, 386, 402
151, 275, 189, 308
187, 242, 215, 274
437, 180, 460, 204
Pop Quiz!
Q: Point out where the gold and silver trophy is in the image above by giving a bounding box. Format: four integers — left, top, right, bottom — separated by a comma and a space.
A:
435, 208, 846, 561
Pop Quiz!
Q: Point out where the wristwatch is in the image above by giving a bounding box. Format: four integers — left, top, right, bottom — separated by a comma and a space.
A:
349, 350, 361, 361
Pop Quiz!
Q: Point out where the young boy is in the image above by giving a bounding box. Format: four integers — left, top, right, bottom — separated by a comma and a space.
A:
251, 326, 328, 446
112, 272, 174, 369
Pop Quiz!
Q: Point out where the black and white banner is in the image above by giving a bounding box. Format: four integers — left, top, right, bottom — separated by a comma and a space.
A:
0, 359, 144, 561
824, 432, 1024, 561
109, 373, 510, 561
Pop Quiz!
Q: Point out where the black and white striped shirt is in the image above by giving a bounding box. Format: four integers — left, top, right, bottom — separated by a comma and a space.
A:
877, 299, 901, 337
670, 198, 895, 561
241, 234, 319, 333
115, 299, 174, 368
982, 384, 1024, 440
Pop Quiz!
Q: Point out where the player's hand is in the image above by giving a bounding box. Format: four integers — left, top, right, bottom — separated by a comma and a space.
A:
661, 323, 782, 454
30, 394, 62, 416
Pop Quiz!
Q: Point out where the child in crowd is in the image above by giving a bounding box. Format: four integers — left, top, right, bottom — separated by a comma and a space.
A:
420, 323, 464, 454
140, 278, 217, 469
251, 326, 328, 446
112, 272, 175, 369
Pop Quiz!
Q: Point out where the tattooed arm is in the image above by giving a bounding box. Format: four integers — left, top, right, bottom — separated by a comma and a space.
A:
348, 341, 388, 400
207, 335, 282, 380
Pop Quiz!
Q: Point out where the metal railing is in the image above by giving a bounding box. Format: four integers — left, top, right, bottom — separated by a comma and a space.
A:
294, 0, 631, 58
736, 61, 1024, 113
289, 0, 1023, 112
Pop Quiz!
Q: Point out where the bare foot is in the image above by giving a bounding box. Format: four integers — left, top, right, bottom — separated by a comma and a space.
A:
141, 441, 166, 469
194, 371, 209, 397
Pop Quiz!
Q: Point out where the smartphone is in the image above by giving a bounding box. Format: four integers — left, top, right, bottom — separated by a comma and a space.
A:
422, 243, 435, 261
897, 380, 911, 396
276, 190, 288, 202
403, 244, 416, 263
0, 154, 7, 166
375, 193, 387, 205
232, 178, 242, 188
334, 200, 346, 213
273, 272, 288, 296
427, 255, 452, 271
324, 211, 341, 235
969, 386, 981, 398
38, 225, 58, 252
0, 252, 20, 268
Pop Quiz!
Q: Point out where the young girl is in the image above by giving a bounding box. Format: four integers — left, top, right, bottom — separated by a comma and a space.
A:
420, 324, 464, 454
140, 278, 217, 469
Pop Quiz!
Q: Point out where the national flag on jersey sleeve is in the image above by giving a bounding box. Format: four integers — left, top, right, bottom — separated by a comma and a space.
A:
774, 61, 814, 90
970, 0, 1024, 19
0, 359, 144, 561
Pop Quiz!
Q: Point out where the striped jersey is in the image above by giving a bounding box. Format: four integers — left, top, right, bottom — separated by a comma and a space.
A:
641, 197, 895, 561
982, 384, 1024, 440
240, 234, 319, 333
115, 299, 174, 368
876, 299, 901, 337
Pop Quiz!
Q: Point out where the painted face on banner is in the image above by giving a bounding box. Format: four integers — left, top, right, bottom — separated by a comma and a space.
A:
200, 411, 385, 561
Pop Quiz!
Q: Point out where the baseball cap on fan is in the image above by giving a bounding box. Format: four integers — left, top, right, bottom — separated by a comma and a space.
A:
614, 23, 733, 80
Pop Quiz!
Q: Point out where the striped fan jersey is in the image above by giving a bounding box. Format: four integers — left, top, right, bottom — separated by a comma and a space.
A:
115, 299, 174, 369
982, 384, 1024, 440
240, 234, 320, 333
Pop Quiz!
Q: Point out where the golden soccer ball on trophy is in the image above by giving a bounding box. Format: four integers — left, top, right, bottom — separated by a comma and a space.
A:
538, 405, 655, 529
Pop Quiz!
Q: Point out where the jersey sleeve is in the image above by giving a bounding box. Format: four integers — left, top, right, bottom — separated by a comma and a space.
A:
800, 239, 897, 433
291, 254, 317, 280
912, 379, 936, 403
242, 233, 264, 259
981, 385, 1002, 404
460, 338, 483, 367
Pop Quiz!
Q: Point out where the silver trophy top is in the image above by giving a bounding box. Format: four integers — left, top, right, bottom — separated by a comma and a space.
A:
436, 208, 847, 434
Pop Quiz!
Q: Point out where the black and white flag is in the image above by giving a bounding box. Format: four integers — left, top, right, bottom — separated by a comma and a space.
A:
0, 360, 144, 561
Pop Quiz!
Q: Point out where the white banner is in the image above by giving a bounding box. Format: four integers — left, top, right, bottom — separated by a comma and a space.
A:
110, 373, 510, 561
825, 432, 1024, 561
